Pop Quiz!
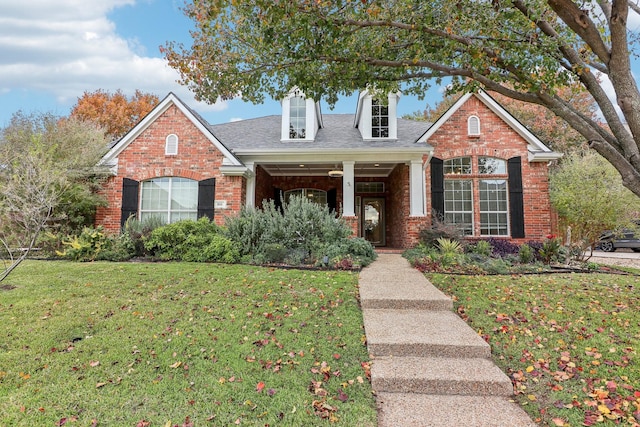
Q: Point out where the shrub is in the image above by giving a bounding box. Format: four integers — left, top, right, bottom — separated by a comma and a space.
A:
224, 196, 353, 265
467, 240, 492, 256
57, 227, 113, 262
518, 243, 536, 264
419, 217, 462, 248
539, 234, 563, 264
319, 237, 377, 268
486, 238, 520, 258
122, 216, 165, 257
145, 218, 240, 263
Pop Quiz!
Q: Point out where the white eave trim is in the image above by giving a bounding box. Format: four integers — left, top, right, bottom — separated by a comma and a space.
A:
528, 150, 563, 162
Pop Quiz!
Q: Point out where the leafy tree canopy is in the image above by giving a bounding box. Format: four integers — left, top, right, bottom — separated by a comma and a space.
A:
550, 149, 640, 253
0, 112, 110, 280
70, 89, 159, 140
163, 0, 640, 196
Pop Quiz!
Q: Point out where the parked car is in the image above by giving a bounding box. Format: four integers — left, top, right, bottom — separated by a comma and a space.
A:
598, 221, 640, 252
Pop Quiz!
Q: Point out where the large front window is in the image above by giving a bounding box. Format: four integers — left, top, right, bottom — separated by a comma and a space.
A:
289, 96, 306, 139
443, 156, 509, 236
371, 99, 389, 138
140, 177, 198, 223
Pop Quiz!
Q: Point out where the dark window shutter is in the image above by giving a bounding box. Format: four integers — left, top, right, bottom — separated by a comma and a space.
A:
198, 178, 216, 220
508, 157, 525, 238
430, 157, 444, 221
327, 188, 337, 214
274, 188, 283, 212
121, 178, 139, 228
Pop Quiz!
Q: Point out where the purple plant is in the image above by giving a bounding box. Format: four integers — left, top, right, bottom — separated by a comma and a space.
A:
486, 238, 520, 258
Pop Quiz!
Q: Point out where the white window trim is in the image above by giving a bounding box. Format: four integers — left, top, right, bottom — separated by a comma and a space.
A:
468, 116, 480, 136
165, 134, 178, 155
444, 179, 474, 236
140, 177, 198, 223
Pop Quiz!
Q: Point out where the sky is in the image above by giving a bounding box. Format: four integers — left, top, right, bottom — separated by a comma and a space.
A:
0, 0, 440, 128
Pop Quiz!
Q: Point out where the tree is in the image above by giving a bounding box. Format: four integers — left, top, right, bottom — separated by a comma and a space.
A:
410, 85, 596, 153
549, 149, 640, 258
0, 113, 109, 281
70, 89, 159, 140
163, 0, 640, 196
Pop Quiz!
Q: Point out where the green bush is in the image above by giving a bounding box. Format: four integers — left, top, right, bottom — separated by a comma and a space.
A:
419, 217, 463, 248
319, 237, 377, 268
57, 227, 113, 262
224, 196, 353, 265
122, 216, 165, 257
468, 240, 492, 256
518, 243, 535, 264
145, 218, 240, 263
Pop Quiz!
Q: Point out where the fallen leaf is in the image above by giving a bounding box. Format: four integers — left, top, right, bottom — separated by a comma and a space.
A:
256, 381, 265, 392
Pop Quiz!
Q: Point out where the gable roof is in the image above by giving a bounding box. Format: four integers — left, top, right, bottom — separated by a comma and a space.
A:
417, 90, 562, 162
99, 92, 245, 170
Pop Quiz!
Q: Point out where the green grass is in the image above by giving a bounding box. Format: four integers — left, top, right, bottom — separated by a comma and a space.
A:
427, 271, 640, 427
0, 261, 376, 426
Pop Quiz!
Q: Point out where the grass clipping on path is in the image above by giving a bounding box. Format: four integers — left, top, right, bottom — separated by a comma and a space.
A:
0, 261, 376, 426
428, 272, 640, 427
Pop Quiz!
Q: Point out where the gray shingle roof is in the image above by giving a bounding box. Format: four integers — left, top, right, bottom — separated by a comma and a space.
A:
206, 114, 432, 152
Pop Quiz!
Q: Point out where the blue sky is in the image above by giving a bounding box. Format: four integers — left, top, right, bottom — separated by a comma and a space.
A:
0, 0, 442, 128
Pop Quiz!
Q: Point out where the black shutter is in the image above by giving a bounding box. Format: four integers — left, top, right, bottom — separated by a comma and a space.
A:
327, 188, 337, 214
274, 188, 283, 212
121, 178, 139, 228
430, 157, 445, 222
508, 157, 525, 238
198, 178, 216, 220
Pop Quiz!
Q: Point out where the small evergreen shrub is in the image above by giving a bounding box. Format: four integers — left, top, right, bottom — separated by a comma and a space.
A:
262, 243, 288, 263
518, 243, 535, 264
145, 218, 240, 263
319, 237, 377, 268
467, 240, 492, 256
122, 216, 165, 257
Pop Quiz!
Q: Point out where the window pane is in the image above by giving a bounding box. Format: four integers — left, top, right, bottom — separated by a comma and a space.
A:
480, 179, 509, 236
284, 189, 327, 206
171, 178, 198, 210
444, 157, 472, 174
478, 157, 506, 174
444, 180, 473, 235
141, 178, 169, 210
371, 99, 389, 138
289, 96, 306, 139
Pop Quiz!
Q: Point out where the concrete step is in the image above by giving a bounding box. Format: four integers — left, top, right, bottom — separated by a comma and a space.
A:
363, 309, 491, 358
376, 393, 538, 427
371, 356, 513, 396
359, 272, 453, 311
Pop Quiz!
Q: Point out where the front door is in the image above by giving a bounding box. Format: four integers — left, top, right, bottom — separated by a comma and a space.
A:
362, 198, 385, 246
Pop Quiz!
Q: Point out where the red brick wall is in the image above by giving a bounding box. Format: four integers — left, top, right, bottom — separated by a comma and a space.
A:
426, 96, 553, 243
95, 104, 245, 233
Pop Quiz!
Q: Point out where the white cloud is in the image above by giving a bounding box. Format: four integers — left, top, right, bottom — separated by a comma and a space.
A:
0, 0, 227, 114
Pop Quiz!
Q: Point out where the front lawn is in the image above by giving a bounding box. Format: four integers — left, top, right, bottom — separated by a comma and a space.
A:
427, 270, 640, 427
0, 261, 376, 426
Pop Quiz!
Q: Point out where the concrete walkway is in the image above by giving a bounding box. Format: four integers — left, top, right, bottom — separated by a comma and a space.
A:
359, 253, 537, 427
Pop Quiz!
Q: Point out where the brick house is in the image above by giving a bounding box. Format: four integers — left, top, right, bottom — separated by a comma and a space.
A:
96, 89, 561, 248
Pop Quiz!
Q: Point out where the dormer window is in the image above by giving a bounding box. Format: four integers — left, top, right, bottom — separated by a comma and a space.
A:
468, 115, 480, 136
371, 100, 389, 138
289, 96, 306, 139
165, 134, 178, 155
281, 88, 321, 141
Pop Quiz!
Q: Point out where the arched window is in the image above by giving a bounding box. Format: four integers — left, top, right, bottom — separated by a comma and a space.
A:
468, 116, 480, 136
441, 156, 509, 236
165, 134, 178, 155
140, 177, 198, 223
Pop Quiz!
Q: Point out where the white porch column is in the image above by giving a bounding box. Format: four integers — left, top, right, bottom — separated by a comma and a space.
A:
342, 161, 355, 216
245, 162, 255, 209
410, 159, 426, 216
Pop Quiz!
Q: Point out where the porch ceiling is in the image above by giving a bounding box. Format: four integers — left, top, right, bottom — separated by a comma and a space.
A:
260, 162, 398, 177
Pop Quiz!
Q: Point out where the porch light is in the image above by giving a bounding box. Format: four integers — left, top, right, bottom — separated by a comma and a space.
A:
328, 169, 344, 178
